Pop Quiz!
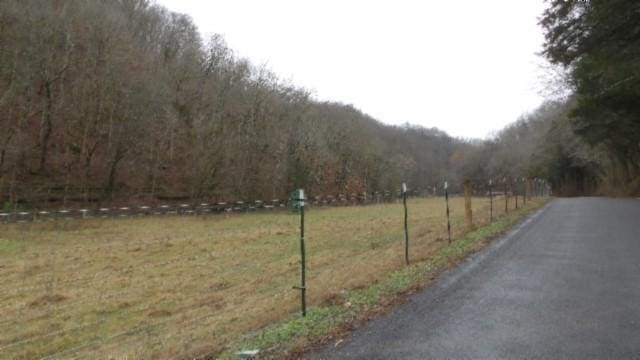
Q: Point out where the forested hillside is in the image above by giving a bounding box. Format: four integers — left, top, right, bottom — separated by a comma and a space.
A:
0, 0, 638, 208
0, 0, 466, 207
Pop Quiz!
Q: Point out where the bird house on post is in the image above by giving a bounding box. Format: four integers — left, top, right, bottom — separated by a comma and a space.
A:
290, 189, 305, 210
292, 189, 305, 206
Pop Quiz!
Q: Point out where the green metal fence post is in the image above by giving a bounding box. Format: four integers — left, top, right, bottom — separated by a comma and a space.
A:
291, 189, 306, 317
445, 181, 451, 244
300, 200, 306, 316
402, 183, 409, 265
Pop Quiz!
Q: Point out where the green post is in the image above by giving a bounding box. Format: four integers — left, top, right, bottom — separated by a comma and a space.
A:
291, 189, 306, 317
445, 181, 451, 244
300, 201, 306, 316
402, 183, 409, 265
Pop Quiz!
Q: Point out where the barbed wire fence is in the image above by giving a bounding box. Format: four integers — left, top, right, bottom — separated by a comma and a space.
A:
0, 188, 440, 224
0, 177, 550, 358
1, 176, 553, 225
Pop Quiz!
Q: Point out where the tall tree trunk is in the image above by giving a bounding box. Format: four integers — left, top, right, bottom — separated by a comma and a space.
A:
38, 80, 53, 173
104, 145, 125, 201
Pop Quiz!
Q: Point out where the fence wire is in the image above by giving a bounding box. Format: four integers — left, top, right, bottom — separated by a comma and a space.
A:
0, 180, 550, 358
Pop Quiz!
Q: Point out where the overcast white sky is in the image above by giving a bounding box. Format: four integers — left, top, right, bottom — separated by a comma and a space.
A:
157, 0, 548, 139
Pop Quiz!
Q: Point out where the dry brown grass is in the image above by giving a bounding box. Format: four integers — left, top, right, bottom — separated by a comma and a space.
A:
0, 195, 519, 359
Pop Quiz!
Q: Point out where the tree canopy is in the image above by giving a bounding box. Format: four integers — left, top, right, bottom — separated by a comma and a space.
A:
540, 0, 640, 192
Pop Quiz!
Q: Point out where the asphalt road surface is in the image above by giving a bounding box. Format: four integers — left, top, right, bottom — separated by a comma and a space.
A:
312, 197, 640, 359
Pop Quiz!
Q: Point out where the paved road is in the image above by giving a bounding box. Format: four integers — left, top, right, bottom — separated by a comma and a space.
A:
313, 198, 640, 359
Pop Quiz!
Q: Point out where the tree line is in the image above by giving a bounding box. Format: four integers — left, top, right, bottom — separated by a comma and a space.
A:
456, 0, 639, 196
0, 0, 469, 207
0, 0, 637, 209
536, 0, 640, 195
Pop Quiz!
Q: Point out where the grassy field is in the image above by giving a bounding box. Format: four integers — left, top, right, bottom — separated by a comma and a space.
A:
0, 195, 533, 359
